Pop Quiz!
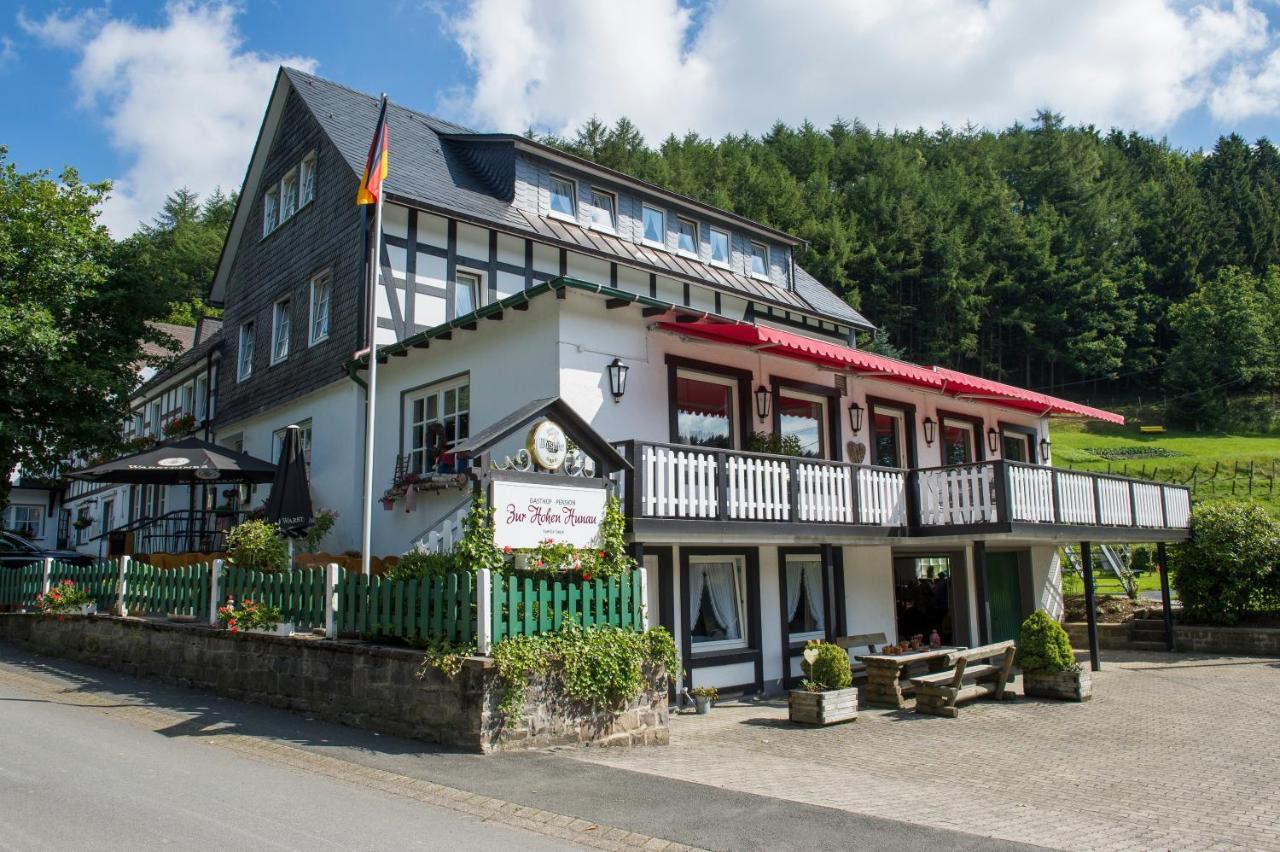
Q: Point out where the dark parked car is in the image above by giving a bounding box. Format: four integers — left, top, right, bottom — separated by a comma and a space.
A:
0, 531, 95, 570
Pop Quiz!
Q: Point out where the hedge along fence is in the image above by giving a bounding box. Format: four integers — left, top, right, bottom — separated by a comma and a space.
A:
490, 568, 646, 643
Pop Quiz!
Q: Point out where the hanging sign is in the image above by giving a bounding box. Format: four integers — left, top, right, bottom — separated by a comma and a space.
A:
527, 420, 568, 471
492, 479, 606, 549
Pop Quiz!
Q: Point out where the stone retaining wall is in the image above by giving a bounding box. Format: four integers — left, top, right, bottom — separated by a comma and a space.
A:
1066, 620, 1280, 657
0, 614, 668, 753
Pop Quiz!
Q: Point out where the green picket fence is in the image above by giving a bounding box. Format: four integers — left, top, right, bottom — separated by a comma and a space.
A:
219, 565, 328, 630
48, 560, 120, 611
0, 563, 44, 609
336, 569, 474, 644
491, 569, 644, 643
122, 562, 211, 618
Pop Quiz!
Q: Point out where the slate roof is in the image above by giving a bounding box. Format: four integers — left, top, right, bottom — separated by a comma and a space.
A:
282, 68, 872, 330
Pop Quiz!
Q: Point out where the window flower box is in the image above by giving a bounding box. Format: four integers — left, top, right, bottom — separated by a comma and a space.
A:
162, 413, 197, 438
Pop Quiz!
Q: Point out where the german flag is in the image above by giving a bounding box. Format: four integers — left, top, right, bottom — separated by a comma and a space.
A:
356, 96, 389, 206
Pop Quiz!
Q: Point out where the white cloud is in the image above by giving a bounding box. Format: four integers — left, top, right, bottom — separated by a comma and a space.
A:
448, 0, 1280, 142
0, 35, 16, 69
21, 2, 316, 235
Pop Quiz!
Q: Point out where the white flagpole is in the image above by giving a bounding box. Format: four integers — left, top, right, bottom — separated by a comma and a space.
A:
360, 97, 387, 578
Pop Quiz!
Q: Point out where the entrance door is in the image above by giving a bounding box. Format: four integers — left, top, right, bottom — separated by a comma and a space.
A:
986, 552, 1024, 643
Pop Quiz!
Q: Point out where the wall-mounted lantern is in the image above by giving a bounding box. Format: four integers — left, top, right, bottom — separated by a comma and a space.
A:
1039, 437, 1052, 463
987, 427, 1000, 455
607, 358, 629, 403
923, 417, 936, 447
755, 385, 771, 420
848, 401, 864, 434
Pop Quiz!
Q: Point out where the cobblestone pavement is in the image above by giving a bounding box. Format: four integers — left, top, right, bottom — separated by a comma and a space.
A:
569, 653, 1280, 851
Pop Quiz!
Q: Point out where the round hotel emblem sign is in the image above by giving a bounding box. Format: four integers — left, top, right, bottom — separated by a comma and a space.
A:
157, 457, 190, 467
527, 420, 568, 471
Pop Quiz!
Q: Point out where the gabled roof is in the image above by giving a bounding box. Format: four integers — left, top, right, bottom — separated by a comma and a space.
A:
453, 396, 631, 474
212, 67, 870, 330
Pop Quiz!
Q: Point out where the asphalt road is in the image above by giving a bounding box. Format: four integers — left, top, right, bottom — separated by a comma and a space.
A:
0, 644, 1034, 851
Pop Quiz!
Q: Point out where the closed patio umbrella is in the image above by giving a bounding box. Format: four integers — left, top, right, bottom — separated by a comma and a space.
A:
263, 424, 314, 539
70, 436, 276, 485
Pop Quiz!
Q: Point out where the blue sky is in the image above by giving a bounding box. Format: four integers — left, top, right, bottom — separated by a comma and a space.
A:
5, 1, 1280, 234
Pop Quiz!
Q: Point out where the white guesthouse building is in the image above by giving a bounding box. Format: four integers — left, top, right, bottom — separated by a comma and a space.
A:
61, 69, 1191, 694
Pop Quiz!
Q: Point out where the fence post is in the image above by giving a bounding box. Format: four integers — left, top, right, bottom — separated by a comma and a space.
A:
208, 559, 223, 626
638, 565, 650, 630
476, 567, 492, 655
40, 557, 53, 596
115, 555, 130, 616
324, 562, 339, 639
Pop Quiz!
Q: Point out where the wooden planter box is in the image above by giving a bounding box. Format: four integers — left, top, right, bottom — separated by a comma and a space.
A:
789, 687, 858, 725
1024, 668, 1092, 702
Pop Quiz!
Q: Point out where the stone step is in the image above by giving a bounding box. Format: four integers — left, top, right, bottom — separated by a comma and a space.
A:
1132, 618, 1168, 627
1127, 640, 1169, 652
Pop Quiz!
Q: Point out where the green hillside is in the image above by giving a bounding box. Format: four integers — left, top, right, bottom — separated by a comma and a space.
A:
1051, 418, 1280, 516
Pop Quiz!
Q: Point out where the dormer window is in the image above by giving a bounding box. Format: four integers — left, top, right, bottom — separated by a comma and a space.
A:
299, 151, 316, 206
710, 228, 730, 267
589, 188, 616, 230
549, 175, 577, 219
280, 168, 299, 221
750, 241, 770, 279
642, 204, 665, 248
677, 217, 698, 256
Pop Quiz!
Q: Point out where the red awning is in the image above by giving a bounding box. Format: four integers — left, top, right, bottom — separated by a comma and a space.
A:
658, 321, 1124, 424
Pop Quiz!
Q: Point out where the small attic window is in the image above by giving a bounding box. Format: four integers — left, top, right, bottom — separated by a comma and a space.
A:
589, 188, 616, 231
299, 151, 317, 206
263, 186, 279, 237
549, 174, 577, 220
750, 241, 770, 279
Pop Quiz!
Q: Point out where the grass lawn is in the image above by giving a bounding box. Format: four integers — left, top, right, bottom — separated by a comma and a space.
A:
1050, 419, 1280, 516
1061, 566, 1163, 597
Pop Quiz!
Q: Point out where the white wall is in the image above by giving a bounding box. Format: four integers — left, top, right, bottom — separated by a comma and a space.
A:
842, 545, 897, 644
1031, 545, 1065, 621
6, 488, 58, 551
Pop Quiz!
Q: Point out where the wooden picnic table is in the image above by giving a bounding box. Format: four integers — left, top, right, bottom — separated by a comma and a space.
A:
854, 646, 967, 708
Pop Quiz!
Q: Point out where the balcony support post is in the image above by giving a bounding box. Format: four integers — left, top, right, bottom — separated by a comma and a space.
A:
1157, 541, 1174, 652
991, 461, 1010, 524
715, 450, 729, 521
973, 540, 991, 645
787, 458, 800, 522
1050, 468, 1062, 524
1081, 541, 1101, 672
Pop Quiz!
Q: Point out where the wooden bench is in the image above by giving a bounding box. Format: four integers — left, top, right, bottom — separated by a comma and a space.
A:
910, 641, 1016, 718
1139, 425, 1166, 434
835, 632, 887, 681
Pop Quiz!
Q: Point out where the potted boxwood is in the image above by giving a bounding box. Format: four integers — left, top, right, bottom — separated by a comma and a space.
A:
689, 685, 717, 714
789, 640, 858, 725
1017, 611, 1091, 701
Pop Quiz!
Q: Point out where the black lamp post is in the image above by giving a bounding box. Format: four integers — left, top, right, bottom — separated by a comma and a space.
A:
607, 358, 629, 403
923, 417, 936, 446
755, 385, 770, 420
847, 401, 864, 434
1039, 437, 1051, 463
987, 427, 1000, 455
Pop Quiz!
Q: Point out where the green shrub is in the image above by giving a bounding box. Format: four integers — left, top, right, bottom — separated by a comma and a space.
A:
1172, 502, 1280, 625
800, 640, 852, 691
1016, 610, 1076, 673
226, 519, 289, 571
386, 548, 460, 582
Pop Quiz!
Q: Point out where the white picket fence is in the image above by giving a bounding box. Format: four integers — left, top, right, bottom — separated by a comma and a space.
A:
917, 464, 997, 525
1007, 464, 1055, 522
1162, 485, 1191, 528
857, 468, 907, 526
796, 462, 854, 523
1097, 478, 1134, 526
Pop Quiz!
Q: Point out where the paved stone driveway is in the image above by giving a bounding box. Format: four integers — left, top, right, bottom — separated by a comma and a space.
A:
570, 653, 1280, 851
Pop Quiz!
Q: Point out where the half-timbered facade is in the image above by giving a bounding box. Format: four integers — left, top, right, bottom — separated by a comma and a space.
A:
70, 68, 1191, 694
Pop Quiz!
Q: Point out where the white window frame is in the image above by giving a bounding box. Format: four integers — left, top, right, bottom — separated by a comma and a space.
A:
263, 185, 279, 237
588, 187, 616, 231
194, 374, 208, 421
749, 241, 771, 280
688, 555, 749, 654
280, 168, 299, 222
776, 386, 828, 459
676, 217, 699, 257
641, 204, 666, 249
4, 504, 44, 539
674, 368, 740, 450
309, 270, 332, 346
148, 400, 162, 439
271, 298, 291, 365
237, 322, 255, 382
709, 227, 731, 268
548, 174, 577, 221
940, 416, 978, 465
784, 553, 826, 643
871, 406, 908, 469
100, 499, 115, 537
405, 375, 471, 475
299, 151, 317, 207
271, 419, 313, 466
453, 269, 483, 319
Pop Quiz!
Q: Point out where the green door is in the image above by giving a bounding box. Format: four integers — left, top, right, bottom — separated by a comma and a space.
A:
986, 552, 1024, 644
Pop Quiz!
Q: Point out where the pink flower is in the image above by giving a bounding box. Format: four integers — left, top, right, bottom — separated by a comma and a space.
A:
503, 546, 513, 554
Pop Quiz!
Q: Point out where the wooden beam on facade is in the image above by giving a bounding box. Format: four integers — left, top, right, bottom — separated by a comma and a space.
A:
412, 340, 429, 349
641, 306, 667, 317
605, 297, 631, 309
486, 311, 503, 321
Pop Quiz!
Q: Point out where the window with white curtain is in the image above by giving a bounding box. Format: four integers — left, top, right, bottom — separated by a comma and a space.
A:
688, 557, 747, 652
785, 555, 826, 641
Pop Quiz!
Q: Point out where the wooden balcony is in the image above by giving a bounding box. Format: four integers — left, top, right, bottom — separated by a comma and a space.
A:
611, 441, 1192, 542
